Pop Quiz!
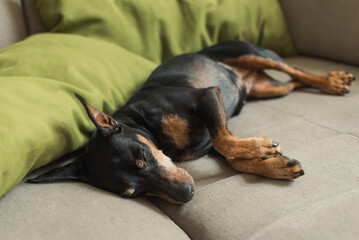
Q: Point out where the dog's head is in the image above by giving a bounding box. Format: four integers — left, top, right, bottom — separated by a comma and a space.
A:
27, 94, 195, 204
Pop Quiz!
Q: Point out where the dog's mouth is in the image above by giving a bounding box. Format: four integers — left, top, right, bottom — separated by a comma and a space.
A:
146, 193, 185, 204
144, 166, 195, 204
146, 183, 195, 204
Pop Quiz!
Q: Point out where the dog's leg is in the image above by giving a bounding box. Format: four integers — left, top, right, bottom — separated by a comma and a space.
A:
197, 87, 304, 179
219, 62, 306, 99
247, 72, 307, 99
223, 55, 355, 95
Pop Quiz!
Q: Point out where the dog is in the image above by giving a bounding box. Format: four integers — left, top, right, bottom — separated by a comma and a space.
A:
28, 40, 355, 204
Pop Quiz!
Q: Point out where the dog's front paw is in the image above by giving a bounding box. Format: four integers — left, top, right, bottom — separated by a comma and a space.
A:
214, 135, 281, 160
259, 154, 304, 179
228, 154, 304, 180
239, 136, 281, 159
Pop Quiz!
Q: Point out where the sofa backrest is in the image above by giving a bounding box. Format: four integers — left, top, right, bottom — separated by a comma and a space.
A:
279, 0, 359, 66
0, 0, 28, 50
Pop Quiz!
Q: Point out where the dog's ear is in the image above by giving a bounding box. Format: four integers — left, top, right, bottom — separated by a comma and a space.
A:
75, 93, 119, 135
26, 161, 83, 183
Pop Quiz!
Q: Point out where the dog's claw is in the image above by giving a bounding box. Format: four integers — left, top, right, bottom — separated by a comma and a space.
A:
287, 159, 301, 167
296, 169, 305, 176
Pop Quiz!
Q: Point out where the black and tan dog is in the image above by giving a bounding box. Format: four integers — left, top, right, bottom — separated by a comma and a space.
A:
28, 40, 355, 204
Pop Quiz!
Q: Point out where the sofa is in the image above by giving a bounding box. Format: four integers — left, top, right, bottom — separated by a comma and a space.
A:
0, 0, 358, 239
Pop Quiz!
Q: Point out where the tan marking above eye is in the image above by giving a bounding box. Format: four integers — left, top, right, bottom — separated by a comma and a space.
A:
161, 114, 190, 149
136, 159, 144, 169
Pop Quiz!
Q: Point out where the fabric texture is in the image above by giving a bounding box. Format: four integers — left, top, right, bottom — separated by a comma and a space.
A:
1, 56, 358, 239
0, 0, 28, 50
279, 0, 359, 66
0, 0, 296, 197
34, 0, 296, 63
22, 0, 48, 34
153, 57, 359, 239
0, 180, 190, 240
0, 34, 156, 197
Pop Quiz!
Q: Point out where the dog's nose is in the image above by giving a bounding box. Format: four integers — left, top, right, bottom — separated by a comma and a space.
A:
185, 183, 194, 195
182, 183, 195, 202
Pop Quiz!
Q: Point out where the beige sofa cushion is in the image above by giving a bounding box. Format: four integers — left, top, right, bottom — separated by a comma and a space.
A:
156, 135, 359, 240
0, 0, 27, 50
152, 56, 359, 239
279, 0, 359, 66
0, 180, 190, 240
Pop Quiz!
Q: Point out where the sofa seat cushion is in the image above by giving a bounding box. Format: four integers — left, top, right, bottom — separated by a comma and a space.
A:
151, 56, 359, 239
0, 179, 190, 240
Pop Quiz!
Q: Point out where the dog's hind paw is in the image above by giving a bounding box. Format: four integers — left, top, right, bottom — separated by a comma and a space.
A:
322, 71, 355, 85
318, 71, 355, 95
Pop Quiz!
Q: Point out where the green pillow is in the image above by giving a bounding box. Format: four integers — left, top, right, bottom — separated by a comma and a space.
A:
0, 34, 156, 197
34, 0, 296, 63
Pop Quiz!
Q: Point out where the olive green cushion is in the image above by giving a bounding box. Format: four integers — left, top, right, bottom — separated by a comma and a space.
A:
0, 0, 296, 197
0, 34, 156, 197
34, 0, 296, 63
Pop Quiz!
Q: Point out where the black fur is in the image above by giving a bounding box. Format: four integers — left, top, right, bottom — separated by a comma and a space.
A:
28, 40, 282, 203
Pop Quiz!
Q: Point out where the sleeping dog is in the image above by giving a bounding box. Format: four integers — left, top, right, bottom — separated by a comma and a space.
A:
28, 40, 355, 204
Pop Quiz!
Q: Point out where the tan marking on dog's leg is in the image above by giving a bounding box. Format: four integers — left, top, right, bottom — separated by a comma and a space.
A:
223, 55, 352, 95
201, 87, 280, 160
247, 73, 307, 98
161, 114, 190, 149
218, 61, 305, 98
211, 131, 280, 160
210, 128, 303, 180
200, 85, 302, 179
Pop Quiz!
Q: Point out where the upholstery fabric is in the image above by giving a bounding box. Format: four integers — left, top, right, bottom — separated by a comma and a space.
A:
0, 0, 297, 197
153, 56, 359, 239
0, 179, 190, 240
34, 0, 296, 63
0, 34, 156, 197
0, 54, 358, 240
279, 0, 359, 66
0, 0, 27, 50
